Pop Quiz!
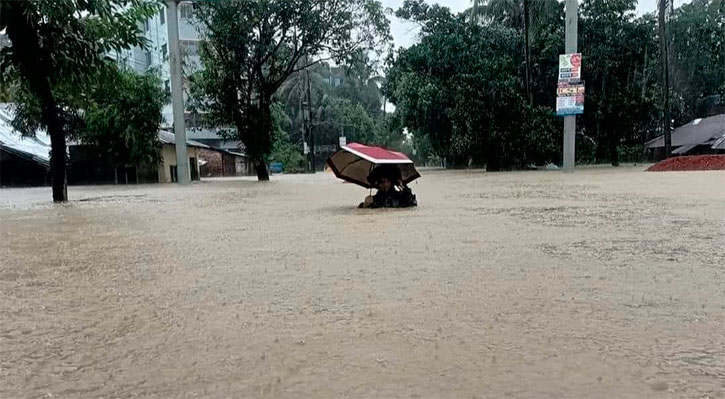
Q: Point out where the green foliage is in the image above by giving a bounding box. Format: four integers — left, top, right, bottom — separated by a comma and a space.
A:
668, 0, 725, 123
0, 0, 161, 201
386, 1, 552, 169
372, 113, 406, 149
272, 50, 397, 168
579, 0, 652, 165
190, 0, 391, 180
315, 95, 378, 145
388, 0, 723, 169
81, 67, 167, 167
330, 50, 386, 118
274, 62, 335, 146
0, 82, 12, 102
0, 0, 159, 91
269, 103, 306, 173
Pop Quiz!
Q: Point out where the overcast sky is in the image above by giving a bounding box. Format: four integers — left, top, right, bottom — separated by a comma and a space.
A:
382, 0, 693, 49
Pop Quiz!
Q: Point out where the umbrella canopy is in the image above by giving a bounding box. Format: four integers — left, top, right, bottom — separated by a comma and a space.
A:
326, 142, 421, 189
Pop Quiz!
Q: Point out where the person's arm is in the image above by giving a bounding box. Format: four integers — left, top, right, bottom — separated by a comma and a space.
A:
359, 195, 374, 208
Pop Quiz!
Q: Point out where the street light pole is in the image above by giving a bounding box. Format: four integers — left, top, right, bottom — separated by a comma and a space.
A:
562, 0, 578, 173
166, 0, 190, 184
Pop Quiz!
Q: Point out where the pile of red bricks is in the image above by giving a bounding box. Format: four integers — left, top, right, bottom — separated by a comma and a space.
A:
647, 155, 725, 171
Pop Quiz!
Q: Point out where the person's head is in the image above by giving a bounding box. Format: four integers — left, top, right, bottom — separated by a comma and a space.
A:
368, 164, 401, 191
377, 176, 393, 192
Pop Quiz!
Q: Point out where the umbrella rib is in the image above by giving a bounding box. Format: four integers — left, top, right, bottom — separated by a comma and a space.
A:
338, 157, 366, 175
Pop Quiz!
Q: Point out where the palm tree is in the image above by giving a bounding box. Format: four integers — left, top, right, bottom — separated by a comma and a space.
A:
277, 62, 328, 144
334, 49, 386, 117
471, 0, 523, 27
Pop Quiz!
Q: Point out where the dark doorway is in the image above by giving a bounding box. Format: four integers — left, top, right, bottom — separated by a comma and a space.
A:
190, 157, 199, 181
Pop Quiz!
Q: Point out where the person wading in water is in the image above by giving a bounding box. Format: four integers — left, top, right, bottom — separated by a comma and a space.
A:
359, 164, 417, 209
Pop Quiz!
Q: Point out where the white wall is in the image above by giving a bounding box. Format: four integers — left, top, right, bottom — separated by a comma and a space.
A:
158, 144, 201, 183
115, 1, 202, 126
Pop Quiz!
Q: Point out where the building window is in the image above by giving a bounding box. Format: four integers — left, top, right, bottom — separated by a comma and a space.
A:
161, 43, 168, 61
164, 80, 171, 96
180, 40, 199, 57
160, 8, 165, 25
146, 51, 152, 66
144, 20, 149, 32
179, 3, 193, 19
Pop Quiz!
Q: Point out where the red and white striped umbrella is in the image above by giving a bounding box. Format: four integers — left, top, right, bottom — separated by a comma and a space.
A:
326, 142, 421, 189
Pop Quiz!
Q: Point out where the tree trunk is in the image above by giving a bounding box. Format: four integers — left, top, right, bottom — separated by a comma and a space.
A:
249, 93, 273, 181
255, 159, 270, 181
658, 0, 671, 158
485, 141, 502, 171
641, 44, 649, 100
607, 123, 620, 167
5, 1, 67, 201
48, 117, 68, 201
602, 77, 619, 167
594, 116, 607, 163
523, 0, 533, 105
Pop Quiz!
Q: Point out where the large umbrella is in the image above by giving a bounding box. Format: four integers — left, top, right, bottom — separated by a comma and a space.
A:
326, 142, 421, 189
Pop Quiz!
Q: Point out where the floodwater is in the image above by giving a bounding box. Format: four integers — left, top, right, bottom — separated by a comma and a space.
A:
1, 167, 724, 398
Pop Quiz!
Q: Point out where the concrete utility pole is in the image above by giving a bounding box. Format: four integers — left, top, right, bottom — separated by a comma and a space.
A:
562, 0, 578, 173
166, 0, 190, 184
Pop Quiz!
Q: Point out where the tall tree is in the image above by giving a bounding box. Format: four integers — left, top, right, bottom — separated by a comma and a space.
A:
470, 0, 562, 106
668, 0, 725, 121
0, 0, 159, 201
580, 0, 641, 165
386, 0, 561, 169
277, 62, 329, 146
332, 50, 386, 118
523, 0, 531, 105
658, 0, 672, 157
191, 0, 390, 181
81, 67, 167, 176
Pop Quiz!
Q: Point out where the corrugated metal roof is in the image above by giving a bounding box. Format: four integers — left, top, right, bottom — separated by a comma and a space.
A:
187, 128, 243, 151
158, 130, 209, 148
671, 143, 699, 155
645, 114, 725, 151
1, 104, 211, 166
186, 128, 231, 140
0, 104, 51, 167
712, 135, 725, 150
224, 150, 246, 157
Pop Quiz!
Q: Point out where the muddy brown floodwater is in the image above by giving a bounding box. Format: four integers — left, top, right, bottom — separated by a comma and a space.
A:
1, 167, 724, 398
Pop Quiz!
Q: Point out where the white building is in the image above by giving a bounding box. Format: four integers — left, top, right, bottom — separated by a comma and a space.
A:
111, 2, 251, 174
112, 1, 201, 125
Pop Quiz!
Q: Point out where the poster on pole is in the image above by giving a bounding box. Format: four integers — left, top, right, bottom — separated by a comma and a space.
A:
556, 95, 585, 116
556, 81, 585, 116
556, 53, 584, 116
558, 53, 582, 82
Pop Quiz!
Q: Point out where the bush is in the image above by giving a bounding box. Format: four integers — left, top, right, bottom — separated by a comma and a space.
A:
269, 140, 306, 173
